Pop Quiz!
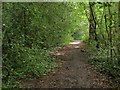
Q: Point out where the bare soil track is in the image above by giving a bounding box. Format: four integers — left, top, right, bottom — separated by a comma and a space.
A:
20, 40, 113, 88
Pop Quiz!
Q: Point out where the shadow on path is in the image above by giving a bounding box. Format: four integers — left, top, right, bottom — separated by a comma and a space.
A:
20, 40, 113, 88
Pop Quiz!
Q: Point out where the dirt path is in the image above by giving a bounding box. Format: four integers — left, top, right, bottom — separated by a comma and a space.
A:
20, 41, 113, 88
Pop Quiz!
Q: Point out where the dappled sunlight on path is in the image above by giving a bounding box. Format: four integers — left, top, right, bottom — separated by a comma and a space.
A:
70, 40, 81, 45
20, 40, 113, 88
53, 40, 83, 57
59, 40, 85, 51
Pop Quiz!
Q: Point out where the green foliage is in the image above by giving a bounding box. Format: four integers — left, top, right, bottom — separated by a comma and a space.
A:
2, 45, 58, 88
2, 2, 119, 88
87, 2, 120, 85
2, 2, 88, 88
89, 46, 120, 84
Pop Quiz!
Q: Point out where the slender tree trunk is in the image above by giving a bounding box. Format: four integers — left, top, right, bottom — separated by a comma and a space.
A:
103, 3, 109, 42
89, 2, 94, 41
108, 3, 113, 60
89, 2, 99, 48
118, 1, 120, 62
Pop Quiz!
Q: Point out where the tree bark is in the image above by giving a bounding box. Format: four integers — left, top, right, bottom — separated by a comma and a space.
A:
118, 1, 120, 62
108, 3, 113, 60
89, 2, 99, 48
103, 3, 109, 42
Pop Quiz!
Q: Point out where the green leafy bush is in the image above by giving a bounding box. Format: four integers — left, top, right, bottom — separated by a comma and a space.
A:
89, 47, 120, 84
2, 44, 58, 88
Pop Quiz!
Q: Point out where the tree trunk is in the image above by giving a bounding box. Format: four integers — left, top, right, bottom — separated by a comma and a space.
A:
89, 2, 99, 48
108, 3, 113, 60
103, 3, 109, 43
118, 1, 120, 62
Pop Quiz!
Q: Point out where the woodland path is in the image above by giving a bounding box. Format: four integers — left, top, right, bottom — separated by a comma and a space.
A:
20, 40, 113, 88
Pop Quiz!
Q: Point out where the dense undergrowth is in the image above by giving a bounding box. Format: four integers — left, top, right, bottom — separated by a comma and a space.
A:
2, 46, 58, 88
88, 44, 120, 86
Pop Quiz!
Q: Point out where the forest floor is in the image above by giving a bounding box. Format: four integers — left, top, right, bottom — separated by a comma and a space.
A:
19, 40, 113, 88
